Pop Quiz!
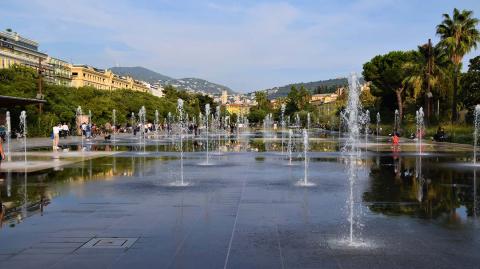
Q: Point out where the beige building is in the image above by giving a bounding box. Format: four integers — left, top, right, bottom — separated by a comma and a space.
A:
220, 90, 228, 104
46, 57, 71, 86
0, 29, 48, 70
0, 29, 73, 86
70, 65, 149, 92
226, 103, 251, 116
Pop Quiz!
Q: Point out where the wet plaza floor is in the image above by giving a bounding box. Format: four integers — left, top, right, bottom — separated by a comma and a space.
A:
0, 132, 479, 268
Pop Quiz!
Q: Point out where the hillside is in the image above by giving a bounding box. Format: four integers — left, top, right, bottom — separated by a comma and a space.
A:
109, 66, 235, 95
262, 78, 354, 99
110, 66, 173, 83
160, 77, 235, 95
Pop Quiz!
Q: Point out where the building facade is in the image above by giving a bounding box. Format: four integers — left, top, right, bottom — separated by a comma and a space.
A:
0, 29, 47, 70
70, 65, 149, 92
46, 57, 71, 86
220, 90, 228, 105
226, 103, 251, 116
0, 29, 73, 87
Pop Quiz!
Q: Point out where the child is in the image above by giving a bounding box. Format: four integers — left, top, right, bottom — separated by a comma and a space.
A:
392, 132, 400, 145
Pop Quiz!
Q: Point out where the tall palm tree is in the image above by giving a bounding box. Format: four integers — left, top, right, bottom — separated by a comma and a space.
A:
403, 40, 449, 121
436, 8, 480, 123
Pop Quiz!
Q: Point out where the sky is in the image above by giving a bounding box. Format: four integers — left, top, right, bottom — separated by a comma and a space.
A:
1, 0, 480, 92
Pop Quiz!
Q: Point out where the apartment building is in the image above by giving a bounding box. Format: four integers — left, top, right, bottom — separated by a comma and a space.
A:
70, 65, 149, 92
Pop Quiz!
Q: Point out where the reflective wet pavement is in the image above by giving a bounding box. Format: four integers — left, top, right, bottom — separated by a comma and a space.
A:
0, 133, 479, 268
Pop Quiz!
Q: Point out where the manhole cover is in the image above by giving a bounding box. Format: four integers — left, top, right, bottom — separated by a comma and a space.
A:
81, 237, 138, 249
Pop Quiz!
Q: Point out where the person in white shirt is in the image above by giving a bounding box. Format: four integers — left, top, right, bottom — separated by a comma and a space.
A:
81, 123, 87, 137
52, 124, 61, 150
61, 123, 69, 138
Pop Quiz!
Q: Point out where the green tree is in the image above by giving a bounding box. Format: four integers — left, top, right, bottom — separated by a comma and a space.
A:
403, 41, 449, 121
0, 66, 218, 136
363, 51, 417, 125
460, 56, 480, 109
285, 86, 299, 115
436, 8, 480, 122
254, 91, 270, 111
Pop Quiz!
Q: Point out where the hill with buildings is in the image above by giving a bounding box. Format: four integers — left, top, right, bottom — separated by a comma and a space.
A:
110, 66, 173, 82
260, 78, 354, 99
110, 66, 235, 95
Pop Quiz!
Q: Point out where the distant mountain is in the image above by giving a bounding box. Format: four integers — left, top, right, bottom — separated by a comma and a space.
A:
160, 77, 235, 95
261, 78, 357, 99
109, 66, 235, 95
110, 66, 173, 83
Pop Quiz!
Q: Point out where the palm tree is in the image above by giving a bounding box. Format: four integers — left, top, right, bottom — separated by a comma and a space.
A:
436, 8, 480, 123
403, 40, 449, 121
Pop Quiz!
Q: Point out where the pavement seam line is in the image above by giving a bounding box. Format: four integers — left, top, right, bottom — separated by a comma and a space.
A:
223, 178, 246, 269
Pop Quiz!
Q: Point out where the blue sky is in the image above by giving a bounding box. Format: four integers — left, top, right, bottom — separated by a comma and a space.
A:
1, 0, 479, 92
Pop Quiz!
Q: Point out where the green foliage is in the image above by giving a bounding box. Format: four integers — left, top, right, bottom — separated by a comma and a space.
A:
247, 107, 268, 124
436, 8, 480, 121
362, 50, 418, 123
285, 85, 312, 115
0, 66, 216, 136
254, 91, 270, 111
247, 91, 272, 124
460, 56, 480, 110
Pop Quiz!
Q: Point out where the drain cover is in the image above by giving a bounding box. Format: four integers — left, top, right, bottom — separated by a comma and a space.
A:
81, 237, 138, 249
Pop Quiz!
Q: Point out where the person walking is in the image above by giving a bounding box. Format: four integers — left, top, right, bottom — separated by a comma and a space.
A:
81, 122, 87, 137
52, 124, 61, 150
0, 136, 5, 166
61, 122, 69, 139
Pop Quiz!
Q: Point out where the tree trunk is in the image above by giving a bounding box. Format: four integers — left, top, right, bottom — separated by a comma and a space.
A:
451, 66, 459, 124
395, 88, 403, 129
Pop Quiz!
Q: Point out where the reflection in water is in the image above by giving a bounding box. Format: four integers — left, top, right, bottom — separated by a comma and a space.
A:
0, 134, 479, 231
363, 153, 480, 226
0, 156, 135, 226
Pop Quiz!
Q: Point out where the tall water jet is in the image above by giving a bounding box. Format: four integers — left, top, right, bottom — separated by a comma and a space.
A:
130, 112, 135, 134
76, 106, 84, 149
112, 109, 116, 142
474, 105, 480, 164
154, 109, 159, 138
20, 111, 27, 163
177, 98, 187, 185
216, 105, 222, 155
363, 110, 370, 148
5, 111, 10, 161
295, 113, 300, 128
287, 129, 293, 165
342, 73, 363, 246
167, 112, 172, 136
138, 106, 146, 144
376, 112, 381, 140
205, 104, 211, 164
281, 104, 286, 155
88, 110, 92, 139
416, 107, 425, 151
394, 109, 399, 134
302, 129, 310, 185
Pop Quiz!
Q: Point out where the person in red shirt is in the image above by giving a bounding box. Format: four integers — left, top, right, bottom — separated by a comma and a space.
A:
392, 133, 400, 145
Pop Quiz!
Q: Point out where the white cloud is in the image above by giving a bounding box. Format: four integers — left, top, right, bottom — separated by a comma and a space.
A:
3, 0, 479, 91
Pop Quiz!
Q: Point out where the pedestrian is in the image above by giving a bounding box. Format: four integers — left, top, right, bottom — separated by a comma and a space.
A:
392, 132, 400, 145
52, 123, 60, 150
86, 123, 91, 139
81, 122, 87, 137
0, 135, 5, 166
61, 122, 69, 138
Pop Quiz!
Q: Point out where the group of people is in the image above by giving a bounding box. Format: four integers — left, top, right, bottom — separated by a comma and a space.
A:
390, 125, 448, 147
